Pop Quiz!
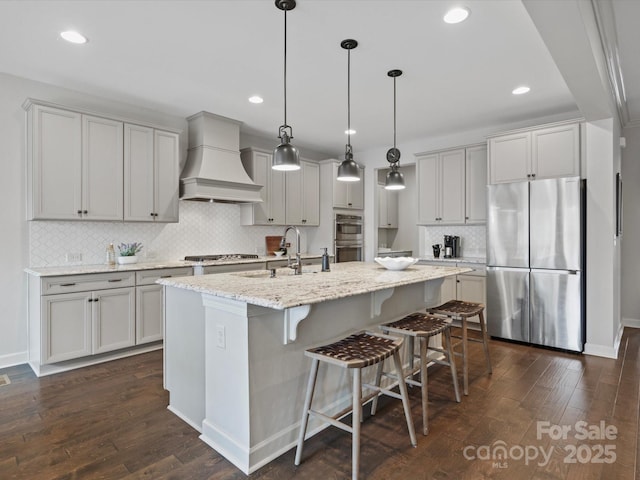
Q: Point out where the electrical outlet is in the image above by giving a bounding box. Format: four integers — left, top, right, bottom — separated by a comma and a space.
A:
65, 252, 82, 263
216, 325, 226, 349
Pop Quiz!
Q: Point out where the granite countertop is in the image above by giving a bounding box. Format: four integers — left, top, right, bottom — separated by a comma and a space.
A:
25, 254, 325, 277
158, 261, 471, 310
418, 256, 486, 265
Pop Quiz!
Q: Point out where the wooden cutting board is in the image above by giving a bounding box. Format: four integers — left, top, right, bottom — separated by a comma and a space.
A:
265, 236, 284, 256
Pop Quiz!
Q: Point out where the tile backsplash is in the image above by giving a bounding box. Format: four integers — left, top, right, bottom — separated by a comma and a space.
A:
419, 225, 486, 258
29, 202, 297, 267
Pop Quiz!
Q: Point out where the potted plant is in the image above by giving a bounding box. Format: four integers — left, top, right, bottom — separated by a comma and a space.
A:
117, 242, 143, 264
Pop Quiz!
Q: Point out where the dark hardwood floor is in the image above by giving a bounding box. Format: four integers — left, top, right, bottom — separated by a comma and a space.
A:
2, 327, 638, 479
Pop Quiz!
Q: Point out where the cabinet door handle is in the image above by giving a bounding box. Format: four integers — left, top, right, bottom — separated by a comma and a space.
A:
60, 283, 76, 287
77, 210, 83, 215
531, 173, 536, 178
107, 279, 122, 283
88, 298, 93, 302
160, 275, 172, 278
83, 210, 88, 214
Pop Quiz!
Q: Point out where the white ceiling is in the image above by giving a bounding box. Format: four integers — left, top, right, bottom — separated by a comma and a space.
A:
0, 0, 634, 157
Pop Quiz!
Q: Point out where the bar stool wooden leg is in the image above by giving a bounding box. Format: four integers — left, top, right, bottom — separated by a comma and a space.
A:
370, 360, 383, 417
444, 328, 461, 403
352, 368, 361, 480
461, 317, 469, 396
479, 310, 492, 374
419, 337, 429, 435
407, 336, 415, 373
295, 358, 320, 466
392, 349, 417, 446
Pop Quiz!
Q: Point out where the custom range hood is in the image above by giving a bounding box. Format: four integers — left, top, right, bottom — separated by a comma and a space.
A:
180, 111, 263, 203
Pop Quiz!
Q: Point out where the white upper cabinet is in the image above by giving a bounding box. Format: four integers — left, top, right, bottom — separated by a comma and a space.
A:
240, 148, 286, 225
332, 162, 364, 209
465, 145, 487, 224
82, 115, 124, 221
286, 160, 320, 226
488, 121, 580, 184
378, 184, 398, 229
27, 104, 82, 220
27, 105, 124, 220
124, 124, 179, 222
241, 149, 320, 226
417, 148, 465, 225
25, 100, 180, 222
531, 123, 580, 180
154, 130, 180, 222
487, 131, 530, 184
124, 124, 155, 221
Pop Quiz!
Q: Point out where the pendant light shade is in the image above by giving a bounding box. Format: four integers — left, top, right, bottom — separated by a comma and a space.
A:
337, 39, 360, 182
385, 165, 405, 190
384, 69, 406, 190
273, 0, 301, 171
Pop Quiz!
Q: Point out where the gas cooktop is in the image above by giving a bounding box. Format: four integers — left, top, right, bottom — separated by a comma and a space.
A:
184, 254, 260, 262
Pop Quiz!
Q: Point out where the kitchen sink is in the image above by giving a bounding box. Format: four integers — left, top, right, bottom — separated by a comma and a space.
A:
232, 267, 322, 278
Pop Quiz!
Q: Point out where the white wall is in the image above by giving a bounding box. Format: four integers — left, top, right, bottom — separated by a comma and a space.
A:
621, 125, 640, 327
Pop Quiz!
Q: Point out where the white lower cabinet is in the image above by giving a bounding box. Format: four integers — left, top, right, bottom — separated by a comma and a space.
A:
42, 291, 92, 364
135, 266, 193, 344
421, 261, 486, 317
41, 281, 135, 364
92, 287, 136, 354
136, 285, 164, 344
30, 267, 193, 375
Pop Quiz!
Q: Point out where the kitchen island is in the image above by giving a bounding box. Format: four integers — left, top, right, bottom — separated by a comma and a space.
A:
159, 261, 470, 474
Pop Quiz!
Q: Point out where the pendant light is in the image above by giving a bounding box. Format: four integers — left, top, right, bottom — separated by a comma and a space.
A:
337, 39, 360, 182
385, 69, 406, 190
272, 0, 301, 171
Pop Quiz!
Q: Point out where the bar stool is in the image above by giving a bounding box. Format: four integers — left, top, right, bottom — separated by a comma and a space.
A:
294, 331, 417, 480
375, 312, 460, 435
427, 300, 492, 395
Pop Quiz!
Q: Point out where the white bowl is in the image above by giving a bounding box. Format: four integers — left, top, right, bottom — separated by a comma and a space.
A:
273, 251, 285, 257
374, 257, 418, 271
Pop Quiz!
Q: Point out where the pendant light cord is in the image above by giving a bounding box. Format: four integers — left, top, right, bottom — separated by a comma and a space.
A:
393, 76, 397, 150
283, 8, 288, 130
347, 47, 351, 146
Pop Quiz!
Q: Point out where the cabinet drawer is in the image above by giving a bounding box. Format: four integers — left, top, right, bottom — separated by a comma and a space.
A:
42, 272, 135, 295
136, 267, 193, 285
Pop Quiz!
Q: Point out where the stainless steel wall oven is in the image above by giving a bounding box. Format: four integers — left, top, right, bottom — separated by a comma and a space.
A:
335, 213, 363, 262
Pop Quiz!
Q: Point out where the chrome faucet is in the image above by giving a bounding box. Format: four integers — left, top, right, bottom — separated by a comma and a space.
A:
280, 226, 302, 275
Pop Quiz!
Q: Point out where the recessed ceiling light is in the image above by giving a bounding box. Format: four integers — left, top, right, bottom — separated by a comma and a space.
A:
345, 129, 356, 135
60, 30, 87, 44
248, 95, 263, 104
444, 7, 470, 24
512, 86, 531, 95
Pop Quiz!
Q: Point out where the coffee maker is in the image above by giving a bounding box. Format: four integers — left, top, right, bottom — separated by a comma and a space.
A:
443, 235, 460, 258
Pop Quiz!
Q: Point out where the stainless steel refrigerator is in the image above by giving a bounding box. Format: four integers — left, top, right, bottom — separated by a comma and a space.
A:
486, 176, 585, 352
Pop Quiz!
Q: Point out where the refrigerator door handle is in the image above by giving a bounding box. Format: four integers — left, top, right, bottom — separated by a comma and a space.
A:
530, 268, 580, 275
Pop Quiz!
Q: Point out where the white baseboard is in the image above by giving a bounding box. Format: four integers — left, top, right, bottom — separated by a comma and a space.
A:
622, 317, 640, 328
584, 323, 624, 359
0, 351, 28, 370
583, 343, 619, 358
